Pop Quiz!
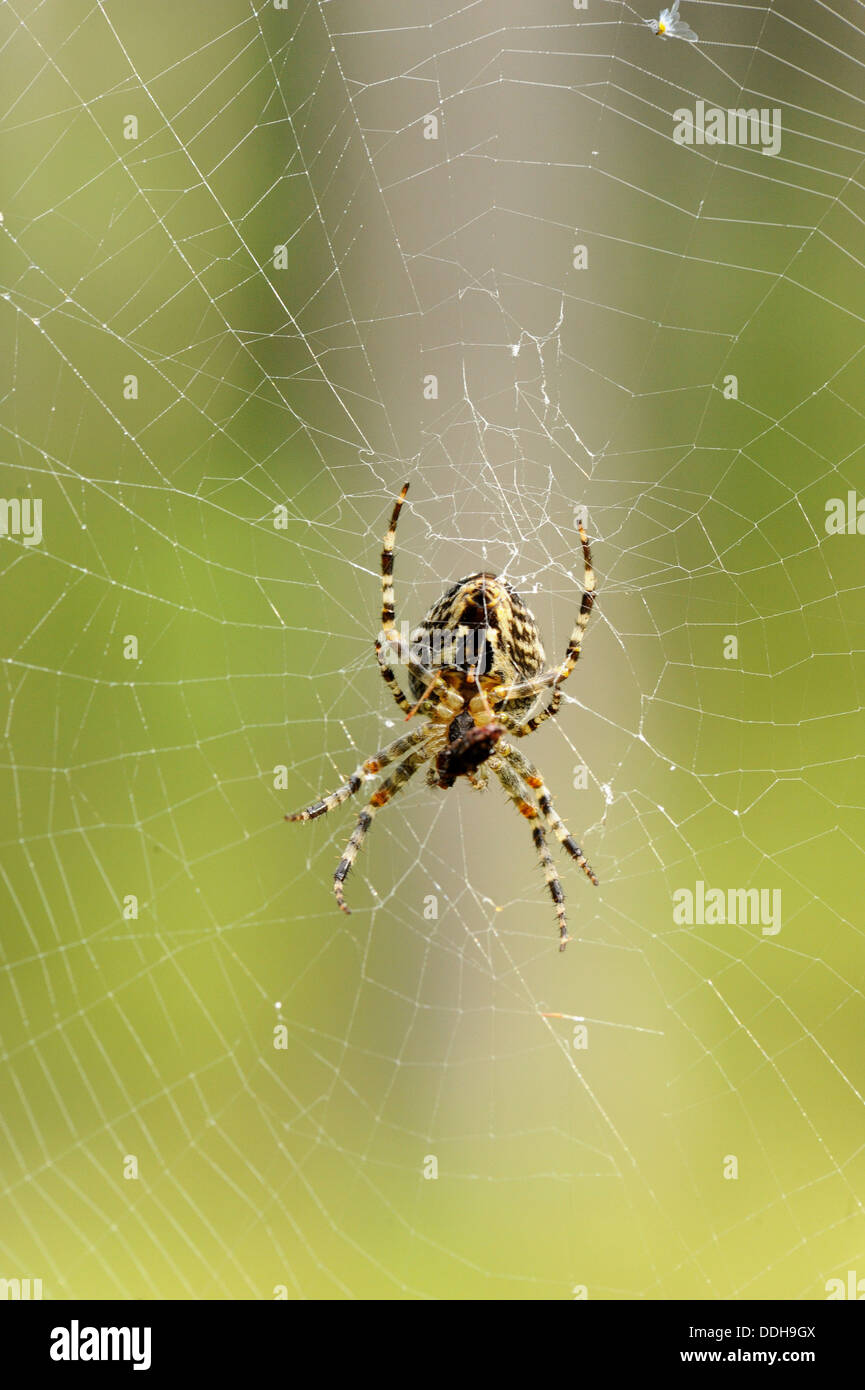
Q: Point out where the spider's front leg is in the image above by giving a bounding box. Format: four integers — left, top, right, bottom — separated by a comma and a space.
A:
374, 483, 414, 714
376, 482, 457, 720
493, 520, 595, 732
503, 688, 563, 738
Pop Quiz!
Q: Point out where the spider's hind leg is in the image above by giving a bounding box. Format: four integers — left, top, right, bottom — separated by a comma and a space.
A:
286, 727, 426, 823
493, 754, 570, 949
332, 746, 427, 913
502, 744, 598, 887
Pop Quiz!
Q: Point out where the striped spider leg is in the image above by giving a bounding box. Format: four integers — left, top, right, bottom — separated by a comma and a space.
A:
493, 520, 595, 738
286, 726, 427, 824
287, 726, 434, 913
493, 752, 570, 948
375, 482, 458, 720
331, 744, 430, 913
500, 742, 598, 884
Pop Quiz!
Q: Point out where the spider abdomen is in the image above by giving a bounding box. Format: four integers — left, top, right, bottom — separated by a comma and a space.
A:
408, 573, 545, 715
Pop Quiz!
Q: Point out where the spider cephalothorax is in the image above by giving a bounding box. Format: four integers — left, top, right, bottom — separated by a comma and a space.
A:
434, 717, 504, 790
287, 483, 599, 952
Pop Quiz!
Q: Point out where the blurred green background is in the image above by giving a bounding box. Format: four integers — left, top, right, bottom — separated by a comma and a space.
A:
1, 0, 864, 1298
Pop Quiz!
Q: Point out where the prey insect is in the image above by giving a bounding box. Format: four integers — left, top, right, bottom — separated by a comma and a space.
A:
287, 484, 599, 951
647, 0, 698, 40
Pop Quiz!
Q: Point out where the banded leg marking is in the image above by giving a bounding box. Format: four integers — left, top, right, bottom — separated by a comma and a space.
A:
378, 481, 453, 716
380, 482, 408, 634
377, 482, 416, 713
333, 747, 427, 913
509, 687, 562, 738
375, 638, 413, 714
502, 745, 599, 888
286, 728, 426, 822
532, 824, 569, 950
494, 757, 569, 947
492, 520, 596, 710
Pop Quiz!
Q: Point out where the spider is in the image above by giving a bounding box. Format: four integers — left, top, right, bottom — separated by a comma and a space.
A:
287, 484, 599, 951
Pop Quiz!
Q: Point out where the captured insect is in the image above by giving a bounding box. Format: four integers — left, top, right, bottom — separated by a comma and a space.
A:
647, 0, 698, 40
287, 484, 599, 951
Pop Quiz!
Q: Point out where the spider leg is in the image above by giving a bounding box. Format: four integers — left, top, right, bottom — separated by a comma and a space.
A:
375, 638, 413, 714
377, 482, 455, 717
380, 483, 407, 638
501, 744, 599, 888
493, 757, 570, 949
492, 521, 595, 714
333, 746, 428, 913
286, 727, 427, 822
498, 688, 563, 738
376, 483, 414, 714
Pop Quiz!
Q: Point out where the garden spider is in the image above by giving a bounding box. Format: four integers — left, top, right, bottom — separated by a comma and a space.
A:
287, 484, 599, 951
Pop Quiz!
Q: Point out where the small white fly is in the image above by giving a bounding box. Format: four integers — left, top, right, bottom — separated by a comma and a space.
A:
647, 0, 698, 40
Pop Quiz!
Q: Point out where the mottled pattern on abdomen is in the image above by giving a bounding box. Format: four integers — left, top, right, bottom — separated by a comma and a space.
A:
407, 572, 545, 713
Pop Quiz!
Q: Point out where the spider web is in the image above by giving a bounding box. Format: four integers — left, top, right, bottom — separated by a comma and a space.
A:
2, 0, 864, 1300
